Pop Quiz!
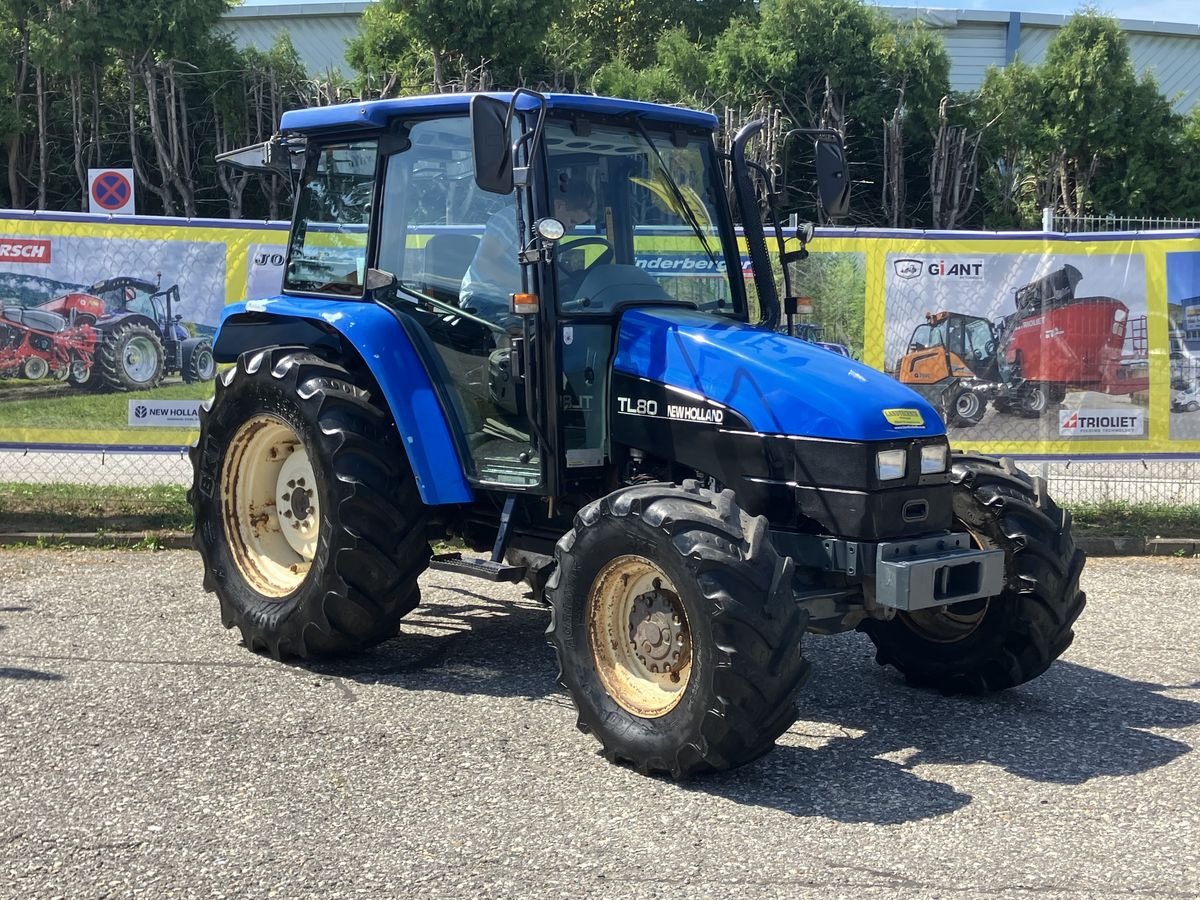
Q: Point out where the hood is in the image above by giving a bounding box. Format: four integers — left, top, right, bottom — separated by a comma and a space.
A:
613, 307, 944, 441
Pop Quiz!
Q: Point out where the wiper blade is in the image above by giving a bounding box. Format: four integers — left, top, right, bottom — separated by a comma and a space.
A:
634, 121, 718, 267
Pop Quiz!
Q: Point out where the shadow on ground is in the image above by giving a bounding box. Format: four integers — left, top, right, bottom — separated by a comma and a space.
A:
290, 583, 1199, 824
0, 604, 62, 680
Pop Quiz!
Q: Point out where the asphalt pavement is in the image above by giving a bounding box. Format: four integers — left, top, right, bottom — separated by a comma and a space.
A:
1, 551, 1198, 899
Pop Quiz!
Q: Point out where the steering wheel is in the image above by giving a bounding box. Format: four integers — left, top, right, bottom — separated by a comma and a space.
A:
558, 237, 615, 300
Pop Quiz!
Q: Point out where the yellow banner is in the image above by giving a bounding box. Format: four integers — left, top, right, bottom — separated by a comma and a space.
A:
0, 212, 1197, 458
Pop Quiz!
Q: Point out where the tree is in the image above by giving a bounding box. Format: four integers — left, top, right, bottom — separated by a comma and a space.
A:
709, 0, 950, 226
1038, 11, 1142, 222
103, 0, 236, 217
352, 0, 562, 92
345, 2, 428, 97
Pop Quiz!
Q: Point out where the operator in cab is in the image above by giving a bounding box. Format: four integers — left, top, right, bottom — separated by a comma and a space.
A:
459, 179, 595, 324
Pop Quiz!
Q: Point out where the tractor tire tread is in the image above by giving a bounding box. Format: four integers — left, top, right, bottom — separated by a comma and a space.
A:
547, 481, 809, 778
862, 453, 1085, 694
190, 346, 429, 660
94, 321, 166, 392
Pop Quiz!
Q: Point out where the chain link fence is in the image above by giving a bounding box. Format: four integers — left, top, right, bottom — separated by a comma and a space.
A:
2, 446, 1198, 528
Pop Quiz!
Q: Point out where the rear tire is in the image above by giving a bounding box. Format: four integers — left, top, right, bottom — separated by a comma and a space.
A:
1016, 382, 1052, 418
189, 347, 430, 659
95, 321, 164, 391
861, 454, 1086, 693
546, 481, 810, 778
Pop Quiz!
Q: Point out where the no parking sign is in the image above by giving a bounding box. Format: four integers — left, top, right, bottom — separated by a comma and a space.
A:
87, 168, 136, 215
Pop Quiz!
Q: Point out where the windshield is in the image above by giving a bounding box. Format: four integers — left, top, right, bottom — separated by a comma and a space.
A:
543, 120, 742, 318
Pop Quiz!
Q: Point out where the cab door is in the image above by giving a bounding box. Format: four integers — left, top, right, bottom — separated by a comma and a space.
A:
373, 116, 544, 489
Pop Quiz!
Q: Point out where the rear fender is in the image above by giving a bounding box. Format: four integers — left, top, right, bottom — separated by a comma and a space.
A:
213, 297, 473, 506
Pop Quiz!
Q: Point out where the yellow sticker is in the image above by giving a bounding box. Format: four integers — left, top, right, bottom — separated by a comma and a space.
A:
883, 408, 925, 427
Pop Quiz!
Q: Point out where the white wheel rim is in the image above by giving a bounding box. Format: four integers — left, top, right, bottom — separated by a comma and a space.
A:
956, 392, 980, 419
220, 415, 319, 597
588, 555, 691, 718
22, 356, 48, 380
196, 349, 215, 380
123, 335, 159, 383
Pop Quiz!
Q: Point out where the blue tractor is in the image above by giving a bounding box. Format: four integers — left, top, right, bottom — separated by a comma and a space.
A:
192, 93, 1085, 778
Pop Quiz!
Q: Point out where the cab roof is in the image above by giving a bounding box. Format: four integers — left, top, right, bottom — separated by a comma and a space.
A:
279, 92, 719, 135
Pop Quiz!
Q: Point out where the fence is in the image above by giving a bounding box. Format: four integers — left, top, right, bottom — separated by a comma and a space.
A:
1045, 209, 1200, 233
2, 210, 1200, 526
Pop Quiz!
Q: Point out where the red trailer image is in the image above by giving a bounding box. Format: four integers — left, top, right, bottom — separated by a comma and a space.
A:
1000, 265, 1148, 400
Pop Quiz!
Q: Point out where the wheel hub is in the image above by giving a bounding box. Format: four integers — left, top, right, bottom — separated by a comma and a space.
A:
220, 415, 320, 597
275, 448, 320, 561
628, 590, 688, 674
587, 556, 692, 718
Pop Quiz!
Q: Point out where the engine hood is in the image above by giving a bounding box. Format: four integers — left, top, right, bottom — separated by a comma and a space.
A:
613, 307, 944, 441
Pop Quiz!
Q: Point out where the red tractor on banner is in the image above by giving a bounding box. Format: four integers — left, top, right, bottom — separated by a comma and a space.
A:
898, 265, 1148, 427
0, 297, 101, 382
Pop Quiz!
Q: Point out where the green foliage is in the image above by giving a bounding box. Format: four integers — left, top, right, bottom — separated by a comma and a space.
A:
0, 481, 192, 532
1070, 501, 1200, 539
789, 252, 867, 357
0, 0, 1193, 226
975, 8, 1188, 224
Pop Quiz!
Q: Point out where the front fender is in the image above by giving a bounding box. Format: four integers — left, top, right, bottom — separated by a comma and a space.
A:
214, 297, 473, 506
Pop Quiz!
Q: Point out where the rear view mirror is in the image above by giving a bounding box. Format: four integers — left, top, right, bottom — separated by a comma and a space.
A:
779, 129, 850, 220
471, 95, 513, 195
814, 139, 850, 218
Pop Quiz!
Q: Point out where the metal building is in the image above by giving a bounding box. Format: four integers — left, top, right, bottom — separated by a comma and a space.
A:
221, 3, 1200, 113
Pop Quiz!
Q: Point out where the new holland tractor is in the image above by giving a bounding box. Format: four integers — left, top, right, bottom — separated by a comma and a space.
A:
192, 92, 1085, 778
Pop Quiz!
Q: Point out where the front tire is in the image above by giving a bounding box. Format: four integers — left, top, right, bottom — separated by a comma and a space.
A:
546, 481, 810, 778
944, 385, 986, 428
189, 347, 430, 659
861, 454, 1085, 693
182, 338, 217, 383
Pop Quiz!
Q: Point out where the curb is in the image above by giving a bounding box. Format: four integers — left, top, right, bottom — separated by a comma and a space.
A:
1075, 535, 1200, 557
0, 531, 192, 549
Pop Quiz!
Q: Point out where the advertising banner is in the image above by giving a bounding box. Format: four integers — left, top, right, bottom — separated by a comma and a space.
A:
852, 231, 1198, 457
0, 211, 1197, 458
0, 212, 286, 447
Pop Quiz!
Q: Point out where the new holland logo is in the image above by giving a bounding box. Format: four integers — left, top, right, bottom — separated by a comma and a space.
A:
128, 399, 202, 427
1059, 409, 1144, 436
893, 258, 922, 279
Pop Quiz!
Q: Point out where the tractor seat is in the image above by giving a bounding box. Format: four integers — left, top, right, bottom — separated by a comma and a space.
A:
2, 306, 68, 333
419, 233, 480, 304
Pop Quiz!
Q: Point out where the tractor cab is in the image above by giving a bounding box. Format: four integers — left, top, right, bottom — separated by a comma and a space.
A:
905, 311, 1000, 383
218, 93, 869, 497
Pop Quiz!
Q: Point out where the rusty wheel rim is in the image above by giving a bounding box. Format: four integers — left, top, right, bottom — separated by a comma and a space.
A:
587, 555, 691, 718
220, 414, 319, 598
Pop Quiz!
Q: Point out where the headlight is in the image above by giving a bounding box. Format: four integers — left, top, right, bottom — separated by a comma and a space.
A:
876, 449, 907, 481
920, 443, 949, 475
